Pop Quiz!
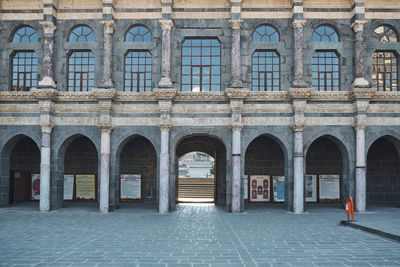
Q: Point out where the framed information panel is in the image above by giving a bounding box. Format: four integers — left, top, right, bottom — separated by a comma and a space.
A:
63, 174, 74, 200
319, 174, 340, 201
31, 173, 40, 200
120, 174, 141, 201
305, 175, 317, 202
243, 175, 249, 201
272, 176, 285, 202
250, 175, 270, 202
75, 174, 96, 200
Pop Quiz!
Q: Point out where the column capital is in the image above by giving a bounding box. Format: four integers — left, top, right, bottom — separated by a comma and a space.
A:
40, 21, 57, 35
289, 87, 313, 100
100, 20, 115, 34
351, 20, 367, 32
98, 124, 113, 133
292, 20, 306, 28
350, 87, 375, 100
292, 115, 305, 132
229, 19, 243, 30
159, 19, 173, 31
40, 124, 53, 134
159, 120, 172, 131
353, 115, 367, 130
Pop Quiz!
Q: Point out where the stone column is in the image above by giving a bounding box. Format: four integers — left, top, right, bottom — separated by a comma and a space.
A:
38, 21, 57, 88
293, 130, 304, 213
99, 20, 115, 87
40, 125, 52, 212
99, 127, 112, 213
231, 127, 242, 213
159, 125, 171, 213
355, 125, 366, 212
158, 20, 173, 88
229, 19, 243, 88
352, 20, 369, 87
292, 20, 307, 88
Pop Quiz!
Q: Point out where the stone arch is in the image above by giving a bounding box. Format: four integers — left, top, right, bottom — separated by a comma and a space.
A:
0, 133, 41, 207
304, 132, 351, 204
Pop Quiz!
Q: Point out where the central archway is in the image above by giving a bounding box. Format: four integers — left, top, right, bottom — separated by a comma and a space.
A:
175, 136, 226, 206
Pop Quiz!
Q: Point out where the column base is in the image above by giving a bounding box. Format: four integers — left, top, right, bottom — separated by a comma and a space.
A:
292, 78, 308, 88
230, 80, 243, 88
158, 77, 173, 88
98, 79, 115, 88
352, 78, 369, 88
38, 76, 56, 89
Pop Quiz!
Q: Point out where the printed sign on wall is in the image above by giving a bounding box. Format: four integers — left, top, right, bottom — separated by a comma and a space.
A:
305, 175, 317, 202
63, 174, 74, 200
31, 173, 40, 200
319, 174, 340, 201
243, 175, 248, 201
272, 176, 285, 202
250, 175, 270, 202
120, 174, 141, 200
75, 174, 96, 200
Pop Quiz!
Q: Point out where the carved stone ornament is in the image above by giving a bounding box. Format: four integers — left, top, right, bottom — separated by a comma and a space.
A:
289, 87, 313, 99
159, 20, 173, 31
175, 91, 227, 101
93, 88, 116, 99
292, 115, 306, 132
292, 20, 306, 29
97, 115, 113, 130
231, 114, 243, 131
153, 88, 177, 100
40, 123, 53, 134
229, 19, 243, 30
353, 115, 367, 130
225, 88, 249, 99
350, 87, 375, 100
159, 114, 172, 131
32, 88, 58, 99
351, 20, 367, 33
230, 100, 243, 112
40, 21, 57, 35
100, 20, 115, 34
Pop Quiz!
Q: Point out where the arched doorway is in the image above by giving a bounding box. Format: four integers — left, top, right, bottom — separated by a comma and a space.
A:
305, 136, 346, 205
7, 136, 41, 207
117, 136, 157, 209
245, 135, 286, 205
177, 151, 215, 202
62, 136, 98, 208
175, 136, 226, 206
367, 136, 400, 206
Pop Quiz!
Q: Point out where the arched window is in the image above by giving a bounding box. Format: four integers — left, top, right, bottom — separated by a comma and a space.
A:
11, 51, 38, 91
124, 51, 152, 92
373, 25, 398, 43
69, 25, 94, 42
312, 51, 340, 91
12, 26, 38, 43
251, 50, 280, 91
372, 51, 398, 91
181, 38, 221, 92
125, 25, 151, 42
312, 25, 339, 42
252, 25, 279, 42
67, 51, 95, 91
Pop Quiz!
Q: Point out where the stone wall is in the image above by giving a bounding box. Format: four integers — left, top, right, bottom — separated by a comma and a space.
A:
10, 137, 40, 173
64, 136, 98, 175
306, 137, 342, 175
367, 138, 400, 202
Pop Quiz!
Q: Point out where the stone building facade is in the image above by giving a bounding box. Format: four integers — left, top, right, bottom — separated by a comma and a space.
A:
0, 0, 399, 213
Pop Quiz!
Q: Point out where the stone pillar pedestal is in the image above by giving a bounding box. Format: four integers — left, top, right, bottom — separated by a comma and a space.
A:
352, 20, 369, 88
99, 127, 112, 213
159, 126, 171, 213
158, 20, 173, 88
292, 20, 307, 88
99, 21, 115, 88
293, 130, 304, 214
38, 21, 57, 88
355, 126, 366, 212
229, 20, 243, 88
40, 125, 52, 212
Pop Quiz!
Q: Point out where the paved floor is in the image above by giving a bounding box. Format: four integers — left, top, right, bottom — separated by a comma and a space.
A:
1, 203, 400, 267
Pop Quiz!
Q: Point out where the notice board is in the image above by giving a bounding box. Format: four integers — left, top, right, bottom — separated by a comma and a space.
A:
305, 175, 317, 202
76, 174, 96, 200
31, 173, 40, 200
250, 175, 270, 202
319, 174, 340, 201
63, 174, 74, 200
272, 176, 285, 202
120, 174, 141, 200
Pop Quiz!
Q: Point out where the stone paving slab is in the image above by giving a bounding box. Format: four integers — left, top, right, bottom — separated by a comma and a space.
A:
0, 203, 400, 266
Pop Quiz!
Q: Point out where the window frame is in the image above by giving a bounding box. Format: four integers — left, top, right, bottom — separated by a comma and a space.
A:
68, 25, 95, 43
252, 24, 280, 43
11, 26, 38, 43
312, 50, 341, 91
312, 25, 339, 42
251, 50, 281, 91
125, 25, 152, 42
372, 50, 398, 91
67, 50, 95, 92
123, 50, 153, 92
10, 50, 38, 91
373, 25, 398, 43
181, 38, 221, 92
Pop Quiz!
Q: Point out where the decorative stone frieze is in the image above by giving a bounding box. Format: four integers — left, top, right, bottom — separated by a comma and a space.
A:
174, 92, 227, 101
246, 91, 290, 101
153, 88, 177, 100
225, 88, 249, 99
289, 87, 313, 99
93, 88, 117, 100
350, 87, 375, 100
32, 88, 58, 100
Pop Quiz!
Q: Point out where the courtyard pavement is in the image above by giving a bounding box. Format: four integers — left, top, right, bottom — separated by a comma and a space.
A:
1, 203, 400, 266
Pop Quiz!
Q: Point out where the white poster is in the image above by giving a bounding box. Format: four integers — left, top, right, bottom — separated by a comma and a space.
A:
250, 175, 270, 202
243, 175, 248, 200
31, 173, 40, 200
272, 176, 285, 202
64, 175, 74, 200
305, 175, 317, 202
120, 174, 141, 200
319, 174, 340, 200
